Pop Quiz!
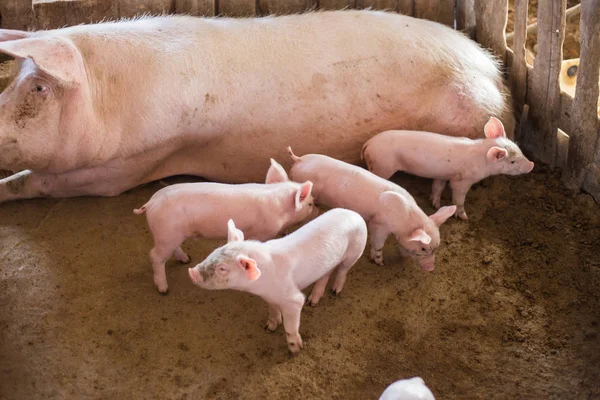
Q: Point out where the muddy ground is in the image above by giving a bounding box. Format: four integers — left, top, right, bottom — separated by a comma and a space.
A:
1, 163, 599, 399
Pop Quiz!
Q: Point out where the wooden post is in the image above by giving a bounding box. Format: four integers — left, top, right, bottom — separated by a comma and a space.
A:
508, 0, 528, 124
175, 0, 216, 16
456, 0, 475, 38
414, 0, 455, 27
473, 0, 508, 63
526, 0, 566, 167
565, 0, 600, 193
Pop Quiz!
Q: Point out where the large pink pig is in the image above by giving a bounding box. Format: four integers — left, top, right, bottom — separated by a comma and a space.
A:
362, 116, 534, 220
287, 147, 456, 270
188, 208, 368, 354
0, 10, 513, 203
134, 159, 318, 294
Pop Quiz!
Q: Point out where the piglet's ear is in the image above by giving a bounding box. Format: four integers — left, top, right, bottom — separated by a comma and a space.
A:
0, 37, 84, 84
483, 117, 507, 139
227, 219, 245, 243
265, 158, 290, 184
235, 255, 261, 281
0, 29, 32, 42
429, 205, 456, 226
486, 146, 508, 163
294, 181, 313, 211
188, 267, 203, 285
408, 228, 431, 245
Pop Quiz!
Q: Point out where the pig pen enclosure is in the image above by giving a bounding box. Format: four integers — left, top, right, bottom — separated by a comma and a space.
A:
0, 0, 599, 399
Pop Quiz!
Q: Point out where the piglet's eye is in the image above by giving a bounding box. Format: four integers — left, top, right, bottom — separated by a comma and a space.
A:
511, 161, 516, 164
421, 247, 427, 252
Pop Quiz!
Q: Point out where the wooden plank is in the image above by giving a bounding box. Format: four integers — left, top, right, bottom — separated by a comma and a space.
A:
220, 0, 256, 16
583, 158, 600, 202
355, 0, 411, 13
33, 0, 119, 30
456, 0, 475, 38
0, 0, 36, 31
508, 0, 528, 118
556, 128, 569, 172
558, 91, 573, 134
396, 0, 413, 15
414, 0, 454, 27
175, 0, 216, 16
117, 0, 175, 17
473, 0, 508, 62
319, 0, 355, 10
258, 0, 316, 15
564, 1, 600, 190
526, 0, 566, 166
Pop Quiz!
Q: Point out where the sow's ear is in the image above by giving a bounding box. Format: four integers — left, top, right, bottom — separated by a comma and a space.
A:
235, 255, 261, 281
265, 158, 290, 184
0, 36, 84, 84
0, 29, 32, 42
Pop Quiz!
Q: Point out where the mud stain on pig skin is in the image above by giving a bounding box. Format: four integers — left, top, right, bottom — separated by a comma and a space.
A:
13, 94, 39, 129
4, 173, 28, 194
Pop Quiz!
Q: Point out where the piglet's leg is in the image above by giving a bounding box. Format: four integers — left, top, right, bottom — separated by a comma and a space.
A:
331, 240, 364, 295
150, 245, 175, 295
430, 179, 447, 209
173, 246, 191, 264
265, 302, 282, 332
280, 292, 305, 355
367, 220, 389, 266
449, 180, 472, 220
307, 272, 332, 307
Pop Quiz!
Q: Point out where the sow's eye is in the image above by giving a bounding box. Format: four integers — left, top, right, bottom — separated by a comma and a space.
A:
511, 160, 516, 164
32, 83, 49, 94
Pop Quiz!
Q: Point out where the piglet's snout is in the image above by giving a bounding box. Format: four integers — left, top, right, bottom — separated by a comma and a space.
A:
419, 256, 435, 272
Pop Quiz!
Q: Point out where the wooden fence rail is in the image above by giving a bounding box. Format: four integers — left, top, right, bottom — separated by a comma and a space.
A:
0, 0, 598, 201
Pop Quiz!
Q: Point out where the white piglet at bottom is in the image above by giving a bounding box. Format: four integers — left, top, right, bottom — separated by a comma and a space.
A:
362, 116, 534, 220
379, 377, 436, 400
188, 208, 368, 355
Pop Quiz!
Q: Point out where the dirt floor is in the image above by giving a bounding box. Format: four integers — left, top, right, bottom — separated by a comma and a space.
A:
1, 163, 599, 399
1, 2, 599, 399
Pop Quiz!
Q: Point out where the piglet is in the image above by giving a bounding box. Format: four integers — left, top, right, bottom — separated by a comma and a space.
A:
361, 116, 534, 220
287, 147, 455, 270
188, 208, 368, 354
134, 159, 318, 294
379, 377, 436, 400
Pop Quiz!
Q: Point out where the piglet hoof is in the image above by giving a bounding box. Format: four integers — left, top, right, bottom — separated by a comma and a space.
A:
429, 196, 441, 209
455, 210, 468, 221
158, 288, 170, 296
264, 322, 278, 333
179, 257, 191, 264
287, 335, 304, 355
306, 295, 320, 307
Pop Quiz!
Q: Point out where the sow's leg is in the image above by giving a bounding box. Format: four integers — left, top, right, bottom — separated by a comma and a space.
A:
0, 168, 135, 203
